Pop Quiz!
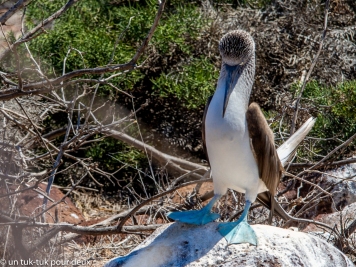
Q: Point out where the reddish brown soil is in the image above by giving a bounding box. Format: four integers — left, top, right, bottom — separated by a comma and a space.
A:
1, 183, 84, 224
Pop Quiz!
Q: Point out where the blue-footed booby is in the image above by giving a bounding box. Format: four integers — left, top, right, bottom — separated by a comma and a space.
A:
168, 30, 315, 245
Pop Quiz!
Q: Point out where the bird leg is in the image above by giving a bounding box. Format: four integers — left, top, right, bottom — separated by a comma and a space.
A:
217, 200, 257, 245
167, 194, 221, 225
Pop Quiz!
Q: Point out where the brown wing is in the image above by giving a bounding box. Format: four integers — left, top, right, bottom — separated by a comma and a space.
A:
202, 96, 213, 164
246, 102, 283, 196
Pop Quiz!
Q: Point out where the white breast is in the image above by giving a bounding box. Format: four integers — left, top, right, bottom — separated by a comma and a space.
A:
205, 81, 267, 202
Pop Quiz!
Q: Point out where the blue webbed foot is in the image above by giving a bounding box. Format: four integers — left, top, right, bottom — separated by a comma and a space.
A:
168, 208, 220, 225
167, 194, 221, 225
217, 220, 257, 245
217, 200, 257, 245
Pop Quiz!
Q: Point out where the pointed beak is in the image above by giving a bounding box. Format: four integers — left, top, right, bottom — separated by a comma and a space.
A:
223, 65, 241, 117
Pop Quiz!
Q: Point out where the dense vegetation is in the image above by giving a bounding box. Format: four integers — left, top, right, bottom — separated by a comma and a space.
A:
23, 0, 356, 192
26, 0, 216, 105
298, 80, 356, 157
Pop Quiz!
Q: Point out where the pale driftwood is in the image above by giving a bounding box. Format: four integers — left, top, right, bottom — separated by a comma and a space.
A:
105, 129, 208, 178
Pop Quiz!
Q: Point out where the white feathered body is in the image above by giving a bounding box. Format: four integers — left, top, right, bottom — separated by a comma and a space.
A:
205, 69, 267, 202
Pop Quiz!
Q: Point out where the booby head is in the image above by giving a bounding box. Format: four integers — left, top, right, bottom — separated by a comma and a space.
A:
219, 30, 255, 117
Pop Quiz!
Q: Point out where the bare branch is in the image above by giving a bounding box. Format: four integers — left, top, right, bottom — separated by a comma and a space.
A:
288, 158, 356, 169
290, 0, 330, 134
302, 131, 356, 172
283, 172, 331, 196
130, 0, 166, 63
105, 129, 208, 177
0, 0, 80, 60
116, 178, 212, 231
0, 0, 31, 25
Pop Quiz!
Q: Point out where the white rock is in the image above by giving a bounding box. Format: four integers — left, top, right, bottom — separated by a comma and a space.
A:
304, 202, 356, 236
105, 223, 354, 267
321, 163, 356, 211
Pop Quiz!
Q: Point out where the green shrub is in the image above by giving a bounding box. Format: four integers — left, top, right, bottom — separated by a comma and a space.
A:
26, 0, 210, 99
151, 56, 219, 108
27, 0, 204, 70
294, 80, 356, 157
85, 136, 147, 172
